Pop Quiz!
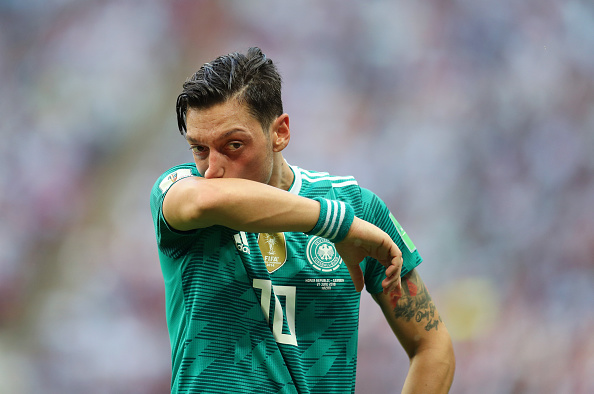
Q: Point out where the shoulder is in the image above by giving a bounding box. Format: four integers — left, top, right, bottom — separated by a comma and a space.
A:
151, 163, 201, 196
359, 187, 387, 212
292, 166, 384, 219
150, 163, 201, 216
297, 166, 357, 184
150, 163, 202, 242
291, 165, 360, 195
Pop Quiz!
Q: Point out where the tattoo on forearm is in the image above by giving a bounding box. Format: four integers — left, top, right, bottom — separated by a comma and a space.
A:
391, 271, 442, 331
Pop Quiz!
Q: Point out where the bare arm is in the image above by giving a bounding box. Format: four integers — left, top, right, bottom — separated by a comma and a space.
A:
373, 269, 455, 393
163, 176, 402, 293
163, 176, 320, 232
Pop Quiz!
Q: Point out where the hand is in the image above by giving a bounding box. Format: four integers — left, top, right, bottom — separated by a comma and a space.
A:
334, 217, 403, 294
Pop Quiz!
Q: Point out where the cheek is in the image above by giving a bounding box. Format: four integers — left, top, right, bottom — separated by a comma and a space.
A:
243, 151, 273, 181
194, 160, 208, 176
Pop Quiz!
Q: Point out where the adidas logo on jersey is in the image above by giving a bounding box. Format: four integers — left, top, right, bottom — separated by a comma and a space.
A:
233, 232, 250, 254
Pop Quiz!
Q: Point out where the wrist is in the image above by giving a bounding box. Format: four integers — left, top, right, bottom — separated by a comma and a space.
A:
305, 197, 355, 243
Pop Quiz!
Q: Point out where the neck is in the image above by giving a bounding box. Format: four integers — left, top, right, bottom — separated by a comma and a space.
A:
268, 154, 294, 191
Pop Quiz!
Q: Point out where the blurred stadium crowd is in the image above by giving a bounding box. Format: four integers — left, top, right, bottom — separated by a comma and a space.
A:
0, 0, 593, 393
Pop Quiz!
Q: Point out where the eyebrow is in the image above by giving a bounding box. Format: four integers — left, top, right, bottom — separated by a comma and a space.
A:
186, 129, 249, 144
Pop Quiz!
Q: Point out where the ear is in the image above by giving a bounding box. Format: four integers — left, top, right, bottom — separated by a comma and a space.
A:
270, 114, 291, 152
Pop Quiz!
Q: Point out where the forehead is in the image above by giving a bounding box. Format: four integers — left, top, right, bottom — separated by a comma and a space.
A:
185, 99, 263, 142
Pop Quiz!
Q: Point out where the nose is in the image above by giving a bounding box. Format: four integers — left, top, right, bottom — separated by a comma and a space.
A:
203, 151, 225, 179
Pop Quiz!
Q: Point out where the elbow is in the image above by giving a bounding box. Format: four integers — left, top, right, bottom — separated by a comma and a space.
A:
418, 343, 455, 379
443, 342, 456, 387
409, 336, 456, 392
168, 178, 227, 230
440, 333, 456, 371
183, 181, 228, 226
432, 335, 455, 388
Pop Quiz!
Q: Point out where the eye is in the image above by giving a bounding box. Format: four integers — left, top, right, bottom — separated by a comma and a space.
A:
227, 142, 243, 151
189, 145, 208, 158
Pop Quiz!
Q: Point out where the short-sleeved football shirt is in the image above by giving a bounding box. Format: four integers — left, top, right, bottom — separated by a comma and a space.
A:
150, 164, 422, 393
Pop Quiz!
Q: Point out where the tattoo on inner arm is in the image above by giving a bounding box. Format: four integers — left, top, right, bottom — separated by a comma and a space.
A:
391, 271, 442, 332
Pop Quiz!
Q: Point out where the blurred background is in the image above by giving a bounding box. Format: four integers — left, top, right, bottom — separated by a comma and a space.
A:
1, 0, 593, 392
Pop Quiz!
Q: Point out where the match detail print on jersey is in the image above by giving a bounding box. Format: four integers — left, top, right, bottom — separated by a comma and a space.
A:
258, 232, 287, 273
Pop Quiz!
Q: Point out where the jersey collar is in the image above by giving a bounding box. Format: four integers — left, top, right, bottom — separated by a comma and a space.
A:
288, 164, 302, 196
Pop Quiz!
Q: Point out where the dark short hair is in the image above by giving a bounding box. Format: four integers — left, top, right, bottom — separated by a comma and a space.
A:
176, 47, 283, 135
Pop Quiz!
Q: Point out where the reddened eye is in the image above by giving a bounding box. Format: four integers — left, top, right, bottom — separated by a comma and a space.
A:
227, 142, 242, 151
189, 146, 208, 158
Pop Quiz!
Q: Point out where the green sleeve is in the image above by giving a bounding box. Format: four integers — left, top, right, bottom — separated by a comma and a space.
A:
360, 187, 423, 294
149, 163, 201, 255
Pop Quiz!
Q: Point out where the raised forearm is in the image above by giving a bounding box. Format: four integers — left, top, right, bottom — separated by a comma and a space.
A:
164, 177, 320, 232
165, 176, 403, 294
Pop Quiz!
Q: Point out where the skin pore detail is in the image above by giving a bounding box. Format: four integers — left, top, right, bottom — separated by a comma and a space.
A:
390, 270, 443, 332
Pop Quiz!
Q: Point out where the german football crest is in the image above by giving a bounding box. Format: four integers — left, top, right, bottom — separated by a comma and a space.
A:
306, 236, 343, 273
258, 232, 287, 273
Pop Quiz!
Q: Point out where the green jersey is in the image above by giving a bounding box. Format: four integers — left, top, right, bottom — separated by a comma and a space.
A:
150, 163, 422, 393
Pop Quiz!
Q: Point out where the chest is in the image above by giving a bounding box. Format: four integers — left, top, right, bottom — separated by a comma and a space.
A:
234, 231, 353, 290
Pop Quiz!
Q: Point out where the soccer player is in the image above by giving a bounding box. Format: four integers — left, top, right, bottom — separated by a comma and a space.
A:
150, 47, 455, 393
